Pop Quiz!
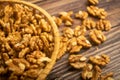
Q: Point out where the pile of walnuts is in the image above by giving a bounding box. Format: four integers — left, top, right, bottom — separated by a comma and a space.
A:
53, 0, 113, 80
69, 54, 113, 80
0, 3, 54, 80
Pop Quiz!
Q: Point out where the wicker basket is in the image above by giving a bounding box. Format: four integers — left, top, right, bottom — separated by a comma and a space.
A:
0, 0, 60, 80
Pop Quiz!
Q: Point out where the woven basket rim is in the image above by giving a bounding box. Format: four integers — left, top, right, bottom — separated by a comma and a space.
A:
0, 0, 60, 80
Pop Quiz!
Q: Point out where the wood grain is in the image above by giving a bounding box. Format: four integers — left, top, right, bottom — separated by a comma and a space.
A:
28, 0, 120, 80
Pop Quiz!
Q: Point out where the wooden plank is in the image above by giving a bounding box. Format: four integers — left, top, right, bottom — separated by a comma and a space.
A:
27, 0, 120, 80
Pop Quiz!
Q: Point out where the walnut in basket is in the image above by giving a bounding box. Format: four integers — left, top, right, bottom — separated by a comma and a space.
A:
0, 2, 58, 80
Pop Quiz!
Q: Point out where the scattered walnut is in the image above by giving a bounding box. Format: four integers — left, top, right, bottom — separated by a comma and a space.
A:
100, 72, 114, 80
59, 11, 73, 26
75, 11, 88, 20
77, 36, 92, 48
65, 20, 73, 26
62, 27, 74, 38
69, 54, 87, 69
96, 19, 111, 31
89, 29, 106, 44
91, 65, 102, 80
70, 45, 82, 53
67, 37, 77, 51
88, 0, 99, 5
81, 63, 93, 80
74, 25, 86, 37
89, 54, 110, 66
87, 6, 107, 19
83, 18, 96, 29
52, 16, 62, 26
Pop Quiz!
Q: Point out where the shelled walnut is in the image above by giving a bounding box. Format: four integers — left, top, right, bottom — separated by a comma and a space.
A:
75, 11, 88, 20
81, 63, 93, 79
89, 29, 106, 44
89, 54, 110, 66
96, 19, 111, 31
83, 18, 96, 29
62, 27, 74, 38
77, 36, 92, 48
82, 64, 102, 80
59, 11, 73, 26
67, 37, 77, 51
69, 54, 87, 69
88, 0, 99, 5
92, 65, 102, 80
0, 3, 53, 80
52, 16, 62, 26
100, 72, 114, 80
87, 6, 107, 19
74, 25, 86, 37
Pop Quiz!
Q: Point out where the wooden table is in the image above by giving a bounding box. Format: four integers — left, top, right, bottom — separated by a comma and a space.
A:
29, 0, 120, 80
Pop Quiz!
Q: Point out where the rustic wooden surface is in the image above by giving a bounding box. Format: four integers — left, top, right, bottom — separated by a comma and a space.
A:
28, 0, 120, 80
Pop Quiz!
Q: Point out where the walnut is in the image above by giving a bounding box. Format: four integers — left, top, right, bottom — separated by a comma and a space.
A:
81, 63, 93, 80
74, 25, 86, 37
82, 18, 96, 29
23, 69, 42, 78
0, 66, 8, 74
52, 16, 62, 26
2, 53, 9, 61
59, 11, 73, 26
89, 29, 106, 44
70, 45, 82, 53
91, 65, 102, 80
5, 59, 24, 74
88, 0, 99, 5
29, 36, 42, 51
62, 27, 74, 38
12, 58, 30, 69
69, 54, 87, 69
77, 36, 92, 48
75, 11, 88, 20
7, 32, 22, 45
18, 48, 30, 58
82, 64, 102, 80
40, 19, 51, 32
89, 54, 110, 66
67, 37, 77, 51
4, 5, 13, 22
87, 6, 107, 19
96, 19, 111, 31
100, 72, 114, 80
60, 36, 69, 42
